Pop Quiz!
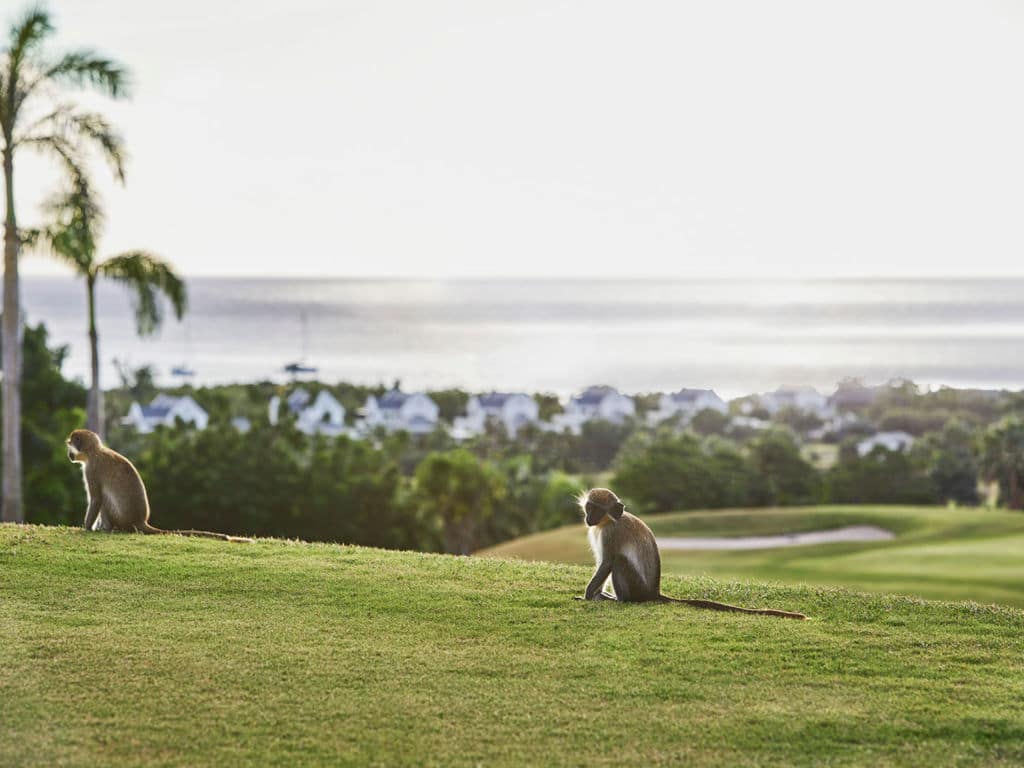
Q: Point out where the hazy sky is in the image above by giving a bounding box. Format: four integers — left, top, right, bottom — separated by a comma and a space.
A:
14, 1, 1024, 277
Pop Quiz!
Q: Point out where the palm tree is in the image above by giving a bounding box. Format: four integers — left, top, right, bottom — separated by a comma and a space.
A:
42, 176, 186, 436
0, 6, 129, 521
979, 416, 1024, 510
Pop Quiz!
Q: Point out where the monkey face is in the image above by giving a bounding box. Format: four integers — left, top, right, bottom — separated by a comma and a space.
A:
66, 429, 99, 463
581, 488, 625, 526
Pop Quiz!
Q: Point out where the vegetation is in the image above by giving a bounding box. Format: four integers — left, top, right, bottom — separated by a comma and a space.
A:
39, 174, 186, 434
0, 5, 129, 521
481, 505, 1024, 607
14, 322, 88, 518
2, 526, 1023, 767
11, 320, 1024, 559
979, 417, 1024, 509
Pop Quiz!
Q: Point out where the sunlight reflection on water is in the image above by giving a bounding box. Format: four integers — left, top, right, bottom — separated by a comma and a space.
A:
22, 277, 1024, 397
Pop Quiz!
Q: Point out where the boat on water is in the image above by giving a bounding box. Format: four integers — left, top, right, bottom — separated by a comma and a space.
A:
283, 362, 318, 376
282, 312, 318, 376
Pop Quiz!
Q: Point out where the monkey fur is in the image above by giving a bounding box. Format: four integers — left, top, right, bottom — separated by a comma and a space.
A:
66, 429, 252, 543
578, 488, 806, 620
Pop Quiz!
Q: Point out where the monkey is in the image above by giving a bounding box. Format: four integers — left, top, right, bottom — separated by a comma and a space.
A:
576, 488, 806, 620
66, 429, 252, 543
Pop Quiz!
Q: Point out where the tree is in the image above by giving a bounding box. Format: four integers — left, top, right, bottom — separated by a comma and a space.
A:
690, 407, 730, 436
773, 406, 824, 436
576, 419, 633, 472
920, 421, 979, 505
1, 321, 87, 524
533, 392, 562, 421
613, 431, 723, 514
979, 417, 1024, 510
40, 176, 186, 434
0, 6, 128, 520
748, 428, 820, 505
412, 449, 506, 554
824, 446, 935, 505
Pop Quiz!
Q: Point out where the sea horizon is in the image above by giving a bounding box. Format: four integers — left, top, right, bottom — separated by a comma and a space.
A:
19, 275, 1024, 400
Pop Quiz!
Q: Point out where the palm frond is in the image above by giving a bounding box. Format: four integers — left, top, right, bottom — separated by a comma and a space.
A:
44, 49, 130, 98
7, 6, 53, 71
39, 173, 103, 275
11, 102, 72, 142
43, 228, 94, 274
66, 111, 126, 181
18, 227, 40, 248
17, 109, 126, 181
98, 251, 187, 336
20, 131, 88, 186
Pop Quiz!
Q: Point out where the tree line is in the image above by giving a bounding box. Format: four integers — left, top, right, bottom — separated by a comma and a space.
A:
15, 320, 1024, 556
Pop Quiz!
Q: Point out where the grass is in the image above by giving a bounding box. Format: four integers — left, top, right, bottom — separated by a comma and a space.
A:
479, 505, 1024, 607
2, 525, 1024, 766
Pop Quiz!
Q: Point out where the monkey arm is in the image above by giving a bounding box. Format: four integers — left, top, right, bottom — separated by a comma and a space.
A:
584, 560, 614, 600
82, 470, 104, 531
83, 496, 101, 531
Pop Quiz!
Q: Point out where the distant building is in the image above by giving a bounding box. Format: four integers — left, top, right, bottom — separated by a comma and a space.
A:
544, 386, 635, 435
755, 386, 833, 419
269, 388, 346, 436
453, 392, 539, 439
857, 431, 915, 457
123, 394, 209, 434
647, 388, 727, 425
361, 390, 440, 434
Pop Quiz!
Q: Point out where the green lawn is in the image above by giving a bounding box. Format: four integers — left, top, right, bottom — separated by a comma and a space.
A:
479, 505, 1024, 607
2, 525, 1024, 766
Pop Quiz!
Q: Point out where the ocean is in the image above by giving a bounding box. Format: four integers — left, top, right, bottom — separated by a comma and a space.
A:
18, 276, 1024, 399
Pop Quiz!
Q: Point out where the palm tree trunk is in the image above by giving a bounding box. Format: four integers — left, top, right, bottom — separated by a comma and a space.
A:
86, 274, 103, 436
2, 146, 23, 523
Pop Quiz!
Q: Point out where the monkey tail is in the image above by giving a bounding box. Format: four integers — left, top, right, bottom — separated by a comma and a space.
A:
660, 595, 807, 620
138, 522, 253, 543
172, 530, 254, 543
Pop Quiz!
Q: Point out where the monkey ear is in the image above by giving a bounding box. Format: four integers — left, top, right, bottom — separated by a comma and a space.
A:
610, 501, 625, 520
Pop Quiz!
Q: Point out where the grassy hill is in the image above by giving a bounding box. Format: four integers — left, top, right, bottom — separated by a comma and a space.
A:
479, 505, 1024, 607
3, 525, 1024, 766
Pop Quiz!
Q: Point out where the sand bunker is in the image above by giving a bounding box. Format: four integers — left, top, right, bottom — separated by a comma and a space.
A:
657, 525, 895, 551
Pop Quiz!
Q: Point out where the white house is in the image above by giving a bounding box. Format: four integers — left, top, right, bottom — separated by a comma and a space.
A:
754, 386, 834, 419
269, 388, 347, 436
123, 394, 209, 433
544, 386, 635, 435
453, 392, 540, 439
361, 390, 440, 435
857, 431, 915, 457
647, 388, 727, 425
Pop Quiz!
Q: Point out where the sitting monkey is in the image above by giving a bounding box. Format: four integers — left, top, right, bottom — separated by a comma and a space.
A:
578, 488, 806, 619
67, 429, 251, 542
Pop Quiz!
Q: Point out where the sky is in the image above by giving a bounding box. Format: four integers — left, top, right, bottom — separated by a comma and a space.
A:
12, 0, 1024, 278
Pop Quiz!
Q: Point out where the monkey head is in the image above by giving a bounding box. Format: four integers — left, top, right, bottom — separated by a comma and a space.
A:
66, 429, 101, 464
580, 488, 625, 526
